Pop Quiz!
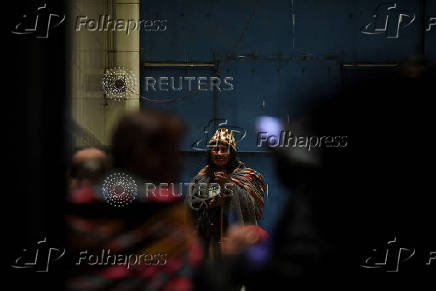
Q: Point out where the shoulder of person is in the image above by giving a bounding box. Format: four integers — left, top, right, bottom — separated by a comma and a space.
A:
193, 165, 209, 180
233, 165, 265, 181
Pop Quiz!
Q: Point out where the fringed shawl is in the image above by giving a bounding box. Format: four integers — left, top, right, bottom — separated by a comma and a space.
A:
186, 161, 266, 227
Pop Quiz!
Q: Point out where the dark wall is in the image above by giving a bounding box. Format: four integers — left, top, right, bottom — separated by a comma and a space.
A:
6, 0, 67, 289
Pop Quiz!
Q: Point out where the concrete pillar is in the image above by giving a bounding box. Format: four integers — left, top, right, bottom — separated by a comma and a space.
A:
70, 0, 140, 147
104, 0, 140, 143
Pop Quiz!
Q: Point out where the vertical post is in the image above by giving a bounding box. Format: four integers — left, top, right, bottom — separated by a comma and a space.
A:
420, 0, 427, 56
219, 203, 224, 258
213, 58, 219, 131
104, 0, 140, 144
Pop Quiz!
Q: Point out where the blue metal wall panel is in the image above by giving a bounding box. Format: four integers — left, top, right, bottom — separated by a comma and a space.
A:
141, 0, 433, 62
140, 67, 216, 151
295, 0, 424, 62
426, 0, 436, 59
140, 0, 435, 233
215, 60, 342, 151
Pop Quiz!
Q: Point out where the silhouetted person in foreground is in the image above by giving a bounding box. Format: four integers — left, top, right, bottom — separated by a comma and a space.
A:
69, 147, 110, 203
67, 110, 203, 291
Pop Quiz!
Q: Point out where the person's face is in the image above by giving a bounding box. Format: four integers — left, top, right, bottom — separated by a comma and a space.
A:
210, 143, 230, 168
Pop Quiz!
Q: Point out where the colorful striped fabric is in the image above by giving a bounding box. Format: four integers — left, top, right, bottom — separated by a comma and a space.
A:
230, 168, 266, 221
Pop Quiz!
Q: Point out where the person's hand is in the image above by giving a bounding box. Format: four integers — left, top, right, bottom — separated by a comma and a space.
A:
208, 195, 224, 207
214, 171, 231, 185
221, 225, 265, 256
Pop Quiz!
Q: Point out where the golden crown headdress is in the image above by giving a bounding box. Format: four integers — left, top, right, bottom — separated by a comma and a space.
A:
208, 128, 237, 151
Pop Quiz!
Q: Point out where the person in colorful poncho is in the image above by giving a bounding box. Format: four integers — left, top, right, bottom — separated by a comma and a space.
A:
186, 128, 266, 261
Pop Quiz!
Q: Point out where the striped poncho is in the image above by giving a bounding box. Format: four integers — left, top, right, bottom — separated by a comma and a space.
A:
187, 161, 266, 226
229, 166, 266, 221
